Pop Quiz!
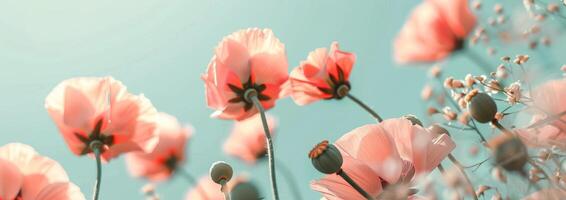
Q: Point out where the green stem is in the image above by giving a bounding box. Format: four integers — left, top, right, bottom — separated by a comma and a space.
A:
336, 169, 374, 200
91, 143, 102, 200
346, 93, 383, 122
250, 95, 280, 200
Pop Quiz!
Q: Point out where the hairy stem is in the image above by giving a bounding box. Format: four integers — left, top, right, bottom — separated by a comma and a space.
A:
250, 95, 280, 200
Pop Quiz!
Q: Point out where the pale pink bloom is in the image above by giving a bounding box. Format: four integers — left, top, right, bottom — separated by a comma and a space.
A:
35, 183, 86, 200
126, 112, 192, 181
45, 77, 159, 162
284, 42, 356, 105
516, 125, 566, 151
0, 143, 85, 200
523, 188, 566, 200
532, 79, 566, 132
202, 28, 288, 120
185, 176, 246, 200
394, 0, 477, 63
223, 113, 276, 164
312, 119, 455, 199
379, 119, 456, 179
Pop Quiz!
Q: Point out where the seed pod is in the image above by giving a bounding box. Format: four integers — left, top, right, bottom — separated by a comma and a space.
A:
209, 161, 233, 184
309, 140, 343, 174
469, 93, 497, 123
494, 137, 528, 172
231, 182, 262, 200
403, 115, 423, 127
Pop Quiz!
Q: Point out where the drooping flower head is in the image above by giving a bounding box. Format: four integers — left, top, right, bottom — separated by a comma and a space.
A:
202, 28, 289, 120
45, 77, 159, 162
394, 0, 477, 63
126, 112, 192, 181
223, 113, 276, 164
285, 42, 356, 105
0, 143, 86, 200
311, 118, 455, 199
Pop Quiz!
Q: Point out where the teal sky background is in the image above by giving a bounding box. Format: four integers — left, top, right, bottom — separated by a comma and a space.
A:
1, 1, 564, 199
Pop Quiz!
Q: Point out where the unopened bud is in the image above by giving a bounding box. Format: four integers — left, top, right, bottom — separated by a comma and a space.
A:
494, 4, 503, 14
548, 3, 559, 13
427, 107, 440, 115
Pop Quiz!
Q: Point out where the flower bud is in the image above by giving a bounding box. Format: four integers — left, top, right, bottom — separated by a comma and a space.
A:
468, 93, 497, 123
209, 161, 233, 184
309, 140, 343, 174
403, 115, 423, 127
231, 182, 262, 200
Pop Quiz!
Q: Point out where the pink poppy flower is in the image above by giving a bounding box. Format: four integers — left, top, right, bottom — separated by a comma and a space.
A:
517, 125, 566, 151
45, 77, 159, 162
285, 42, 356, 105
311, 155, 383, 200
202, 28, 289, 121
125, 112, 192, 181
531, 79, 566, 132
0, 143, 86, 200
223, 113, 276, 164
312, 119, 455, 199
523, 188, 566, 200
394, 0, 477, 63
185, 176, 246, 200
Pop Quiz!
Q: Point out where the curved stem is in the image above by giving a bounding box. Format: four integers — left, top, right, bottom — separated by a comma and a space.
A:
178, 168, 210, 200
92, 146, 102, 200
276, 159, 303, 200
336, 169, 374, 200
250, 95, 279, 200
448, 154, 478, 200
346, 93, 383, 122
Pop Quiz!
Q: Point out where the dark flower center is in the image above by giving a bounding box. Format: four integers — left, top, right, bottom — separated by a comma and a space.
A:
454, 39, 465, 51
227, 76, 271, 111
164, 154, 179, 172
317, 65, 351, 99
74, 119, 114, 155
